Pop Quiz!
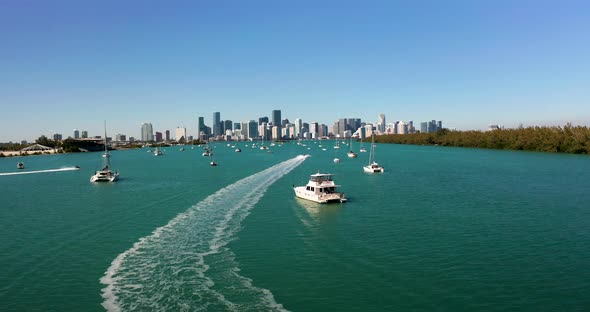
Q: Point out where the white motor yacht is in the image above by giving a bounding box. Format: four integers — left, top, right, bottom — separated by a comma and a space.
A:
17, 162, 25, 169
294, 172, 346, 203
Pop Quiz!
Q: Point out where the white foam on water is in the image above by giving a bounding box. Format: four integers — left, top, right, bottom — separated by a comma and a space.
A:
0, 166, 79, 176
101, 156, 307, 311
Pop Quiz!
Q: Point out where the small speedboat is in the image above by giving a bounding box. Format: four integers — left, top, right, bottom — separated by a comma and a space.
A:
17, 162, 24, 169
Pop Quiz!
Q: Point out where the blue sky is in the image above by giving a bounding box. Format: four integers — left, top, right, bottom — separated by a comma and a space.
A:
1, 0, 589, 141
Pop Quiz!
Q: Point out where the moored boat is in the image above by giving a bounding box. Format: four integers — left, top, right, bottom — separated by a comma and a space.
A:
363, 134, 384, 173
90, 121, 120, 182
17, 162, 25, 169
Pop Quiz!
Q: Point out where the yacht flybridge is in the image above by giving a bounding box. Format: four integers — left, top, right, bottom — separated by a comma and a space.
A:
294, 172, 346, 203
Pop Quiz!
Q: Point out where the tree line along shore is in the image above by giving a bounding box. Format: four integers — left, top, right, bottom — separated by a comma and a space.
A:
373, 125, 590, 154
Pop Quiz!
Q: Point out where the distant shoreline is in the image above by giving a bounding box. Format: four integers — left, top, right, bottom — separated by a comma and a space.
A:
0, 149, 62, 157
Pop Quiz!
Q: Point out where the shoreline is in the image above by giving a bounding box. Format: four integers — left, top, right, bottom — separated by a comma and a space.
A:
0, 149, 62, 157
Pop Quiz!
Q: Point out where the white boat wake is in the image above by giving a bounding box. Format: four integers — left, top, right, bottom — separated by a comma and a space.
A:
100, 155, 308, 311
0, 167, 80, 176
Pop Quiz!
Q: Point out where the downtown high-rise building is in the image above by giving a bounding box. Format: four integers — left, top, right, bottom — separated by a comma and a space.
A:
73, 129, 79, 139
212, 112, 221, 137
115, 134, 126, 142
197, 116, 207, 137
420, 122, 428, 133
309, 122, 319, 137
141, 122, 154, 142
247, 120, 258, 139
318, 124, 328, 137
175, 127, 187, 142
223, 120, 233, 134
164, 130, 170, 141
420, 120, 443, 133
294, 118, 302, 138
272, 110, 281, 126
81, 130, 88, 138
259, 116, 269, 124
332, 118, 361, 137
155, 132, 163, 142
378, 113, 386, 133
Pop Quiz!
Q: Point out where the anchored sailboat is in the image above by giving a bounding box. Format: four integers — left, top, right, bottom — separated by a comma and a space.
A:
347, 136, 358, 158
90, 121, 120, 182
363, 134, 384, 173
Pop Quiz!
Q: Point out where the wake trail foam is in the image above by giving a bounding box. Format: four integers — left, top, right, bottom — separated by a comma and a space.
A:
0, 167, 79, 176
101, 155, 308, 311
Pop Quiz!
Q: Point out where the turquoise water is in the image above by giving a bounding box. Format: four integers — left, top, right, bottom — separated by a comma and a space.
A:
1, 143, 589, 311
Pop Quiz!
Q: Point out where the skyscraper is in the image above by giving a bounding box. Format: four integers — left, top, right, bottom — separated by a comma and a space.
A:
81, 130, 88, 138
248, 120, 258, 139
420, 122, 428, 133
272, 110, 281, 126
309, 122, 319, 136
155, 132, 163, 142
164, 130, 170, 141
223, 120, 233, 133
241, 121, 249, 139
318, 124, 328, 137
212, 112, 221, 136
379, 113, 386, 133
294, 118, 302, 138
197, 116, 206, 136
141, 122, 154, 141
175, 127, 187, 142
259, 116, 269, 124
73, 129, 79, 139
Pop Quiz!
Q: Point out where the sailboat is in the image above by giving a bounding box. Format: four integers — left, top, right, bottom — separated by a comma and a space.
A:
333, 139, 340, 149
359, 135, 367, 153
363, 134, 384, 173
90, 121, 120, 182
210, 149, 217, 166
347, 136, 358, 158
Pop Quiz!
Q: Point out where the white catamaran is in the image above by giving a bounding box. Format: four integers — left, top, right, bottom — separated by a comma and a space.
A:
90, 121, 120, 182
363, 134, 384, 173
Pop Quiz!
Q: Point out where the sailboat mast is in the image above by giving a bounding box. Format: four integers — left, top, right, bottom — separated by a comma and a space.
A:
104, 120, 108, 154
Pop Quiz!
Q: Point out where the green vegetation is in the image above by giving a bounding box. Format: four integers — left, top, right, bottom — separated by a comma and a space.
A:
374, 125, 590, 154
0, 142, 32, 151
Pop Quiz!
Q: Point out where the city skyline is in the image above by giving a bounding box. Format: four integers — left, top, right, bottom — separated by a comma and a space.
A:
1, 1, 590, 142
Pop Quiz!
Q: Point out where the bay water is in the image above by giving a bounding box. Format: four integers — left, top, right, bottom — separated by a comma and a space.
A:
1, 142, 589, 311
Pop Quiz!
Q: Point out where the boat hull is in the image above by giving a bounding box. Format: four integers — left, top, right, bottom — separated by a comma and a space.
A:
90, 170, 119, 182
363, 165, 384, 173
293, 187, 346, 204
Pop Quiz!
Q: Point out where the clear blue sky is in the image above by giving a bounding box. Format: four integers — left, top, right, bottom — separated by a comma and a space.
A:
1, 0, 589, 142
